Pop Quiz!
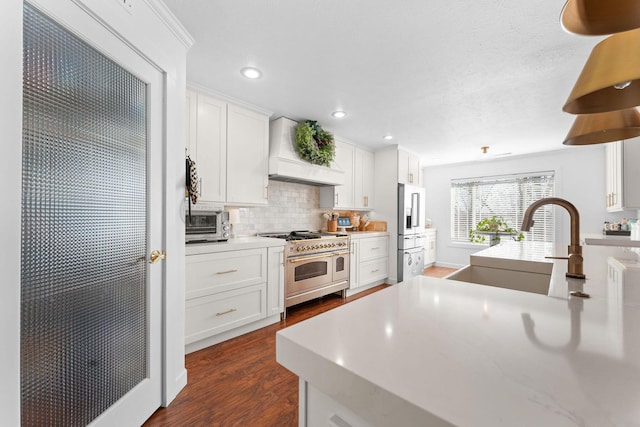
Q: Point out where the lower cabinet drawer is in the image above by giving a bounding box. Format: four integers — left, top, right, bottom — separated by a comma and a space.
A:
358, 257, 388, 285
185, 283, 267, 345
186, 248, 267, 300
359, 236, 389, 262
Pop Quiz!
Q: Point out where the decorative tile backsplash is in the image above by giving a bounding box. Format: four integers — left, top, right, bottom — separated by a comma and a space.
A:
227, 180, 324, 236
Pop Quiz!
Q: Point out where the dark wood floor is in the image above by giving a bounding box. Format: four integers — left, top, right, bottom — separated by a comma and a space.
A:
143, 267, 456, 426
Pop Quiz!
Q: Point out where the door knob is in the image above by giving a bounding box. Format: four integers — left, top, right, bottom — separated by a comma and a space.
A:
149, 250, 166, 264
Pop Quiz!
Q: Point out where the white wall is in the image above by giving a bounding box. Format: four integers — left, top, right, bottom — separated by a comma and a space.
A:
423, 146, 632, 268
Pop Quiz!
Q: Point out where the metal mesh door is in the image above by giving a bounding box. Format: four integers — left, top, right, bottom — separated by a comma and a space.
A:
21, 3, 148, 425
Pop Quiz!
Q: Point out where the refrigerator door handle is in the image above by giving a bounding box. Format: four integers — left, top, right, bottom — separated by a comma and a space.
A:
411, 192, 420, 228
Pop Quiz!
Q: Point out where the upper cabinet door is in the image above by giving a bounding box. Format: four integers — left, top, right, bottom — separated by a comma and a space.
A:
408, 155, 421, 185
226, 103, 270, 205
319, 140, 355, 209
194, 93, 227, 203
398, 148, 420, 185
334, 141, 355, 208
355, 148, 375, 209
606, 138, 640, 212
398, 149, 410, 184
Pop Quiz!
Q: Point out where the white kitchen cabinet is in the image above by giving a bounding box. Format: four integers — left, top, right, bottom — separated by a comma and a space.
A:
267, 246, 285, 318
605, 139, 640, 212
354, 148, 375, 209
398, 148, 421, 185
187, 90, 227, 203
185, 283, 266, 345
320, 140, 355, 209
348, 234, 389, 295
320, 141, 375, 210
185, 240, 284, 353
349, 239, 359, 289
186, 90, 269, 206
226, 103, 269, 205
185, 248, 267, 300
424, 229, 436, 267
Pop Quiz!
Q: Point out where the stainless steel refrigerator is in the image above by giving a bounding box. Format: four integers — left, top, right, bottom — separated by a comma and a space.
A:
397, 183, 426, 282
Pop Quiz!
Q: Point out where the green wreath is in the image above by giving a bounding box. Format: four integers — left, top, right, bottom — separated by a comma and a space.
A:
295, 120, 335, 167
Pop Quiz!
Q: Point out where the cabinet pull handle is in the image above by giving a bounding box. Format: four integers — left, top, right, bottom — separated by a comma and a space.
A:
336, 193, 339, 205
264, 184, 268, 200
289, 254, 330, 263
371, 268, 379, 273
216, 269, 238, 275
216, 308, 237, 316
371, 247, 380, 250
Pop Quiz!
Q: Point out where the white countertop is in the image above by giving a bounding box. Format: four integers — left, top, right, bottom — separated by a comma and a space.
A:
343, 231, 389, 239
185, 236, 285, 255
276, 242, 640, 426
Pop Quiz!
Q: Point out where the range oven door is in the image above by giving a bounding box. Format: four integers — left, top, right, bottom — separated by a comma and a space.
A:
332, 251, 350, 283
286, 253, 334, 297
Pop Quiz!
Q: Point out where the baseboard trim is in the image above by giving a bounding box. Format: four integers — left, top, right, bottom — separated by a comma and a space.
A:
185, 314, 281, 354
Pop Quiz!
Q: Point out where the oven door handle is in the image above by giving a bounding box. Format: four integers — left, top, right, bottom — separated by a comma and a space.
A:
288, 253, 332, 263
332, 251, 350, 256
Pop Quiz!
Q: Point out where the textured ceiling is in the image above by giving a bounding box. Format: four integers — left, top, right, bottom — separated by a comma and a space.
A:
162, 0, 603, 165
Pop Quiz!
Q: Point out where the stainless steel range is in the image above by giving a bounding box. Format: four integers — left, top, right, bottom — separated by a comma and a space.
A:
259, 231, 350, 317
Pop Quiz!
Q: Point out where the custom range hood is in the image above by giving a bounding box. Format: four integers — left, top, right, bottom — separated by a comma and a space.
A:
268, 117, 344, 186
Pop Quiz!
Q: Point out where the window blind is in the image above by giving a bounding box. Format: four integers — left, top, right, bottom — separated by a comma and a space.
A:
450, 171, 555, 244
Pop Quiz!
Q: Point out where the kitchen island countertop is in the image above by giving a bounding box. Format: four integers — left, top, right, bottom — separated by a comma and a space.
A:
276, 242, 640, 426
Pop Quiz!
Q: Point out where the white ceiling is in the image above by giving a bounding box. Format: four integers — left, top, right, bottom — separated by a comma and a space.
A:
162, 0, 603, 166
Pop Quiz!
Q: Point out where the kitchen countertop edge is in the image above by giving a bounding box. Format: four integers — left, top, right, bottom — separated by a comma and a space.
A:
185, 236, 285, 255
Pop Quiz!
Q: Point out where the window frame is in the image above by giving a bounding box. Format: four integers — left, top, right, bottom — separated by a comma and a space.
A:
450, 171, 555, 245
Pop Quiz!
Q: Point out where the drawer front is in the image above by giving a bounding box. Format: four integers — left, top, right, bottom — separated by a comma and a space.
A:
358, 257, 388, 285
186, 248, 267, 299
359, 236, 389, 262
185, 283, 266, 344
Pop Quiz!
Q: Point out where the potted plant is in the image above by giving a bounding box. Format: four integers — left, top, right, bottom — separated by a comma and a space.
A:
469, 215, 524, 246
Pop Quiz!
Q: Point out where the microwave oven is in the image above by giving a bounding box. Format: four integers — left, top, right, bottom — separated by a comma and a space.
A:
185, 210, 230, 243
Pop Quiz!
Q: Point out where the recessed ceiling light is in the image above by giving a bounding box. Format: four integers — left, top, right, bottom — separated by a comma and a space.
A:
331, 110, 347, 119
240, 67, 262, 79
383, 135, 393, 141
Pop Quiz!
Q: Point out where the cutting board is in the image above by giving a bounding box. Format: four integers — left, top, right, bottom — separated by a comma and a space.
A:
363, 221, 387, 231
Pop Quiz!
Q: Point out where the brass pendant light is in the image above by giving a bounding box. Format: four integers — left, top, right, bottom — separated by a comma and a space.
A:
563, 108, 640, 145
561, 0, 640, 36
563, 28, 640, 115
